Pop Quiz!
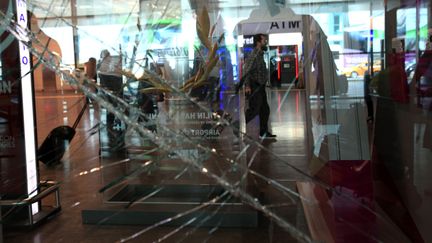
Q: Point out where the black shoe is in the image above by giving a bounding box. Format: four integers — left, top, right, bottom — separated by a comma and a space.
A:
259, 132, 276, 139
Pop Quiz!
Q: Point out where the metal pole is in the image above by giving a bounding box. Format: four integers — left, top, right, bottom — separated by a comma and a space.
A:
71, 0, 79, 68
28, 205, 33, 226
370, 1, 374, 76
0, 198, 3, 243
302, 15, 314, 162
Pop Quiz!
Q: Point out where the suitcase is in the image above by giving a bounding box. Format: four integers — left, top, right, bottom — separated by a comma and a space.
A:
37, 100, 88, 166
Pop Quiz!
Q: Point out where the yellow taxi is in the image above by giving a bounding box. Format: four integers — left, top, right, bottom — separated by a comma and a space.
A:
342, 61, 381, 78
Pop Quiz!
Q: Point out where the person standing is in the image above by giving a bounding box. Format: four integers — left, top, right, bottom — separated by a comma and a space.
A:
97, 50, 123, 131
84, 57, 97, 81
242, 33, 276, 139
84, 57, 97, 104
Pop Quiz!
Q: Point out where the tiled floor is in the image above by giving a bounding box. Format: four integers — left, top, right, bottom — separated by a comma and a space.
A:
3, 89, 311, 242
3, 88, 431, 242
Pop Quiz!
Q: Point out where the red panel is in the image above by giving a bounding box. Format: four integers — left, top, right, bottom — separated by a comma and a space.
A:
316, 160, 376, 243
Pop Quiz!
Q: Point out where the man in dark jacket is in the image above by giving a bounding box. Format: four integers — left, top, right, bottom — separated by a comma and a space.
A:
242, 33, 276, 139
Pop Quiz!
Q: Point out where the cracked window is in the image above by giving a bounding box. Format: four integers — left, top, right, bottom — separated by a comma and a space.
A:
1, 0, 431, 243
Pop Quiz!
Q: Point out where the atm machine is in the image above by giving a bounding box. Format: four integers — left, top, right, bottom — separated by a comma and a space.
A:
268, 45, 299, 87
279, 46, 298, 84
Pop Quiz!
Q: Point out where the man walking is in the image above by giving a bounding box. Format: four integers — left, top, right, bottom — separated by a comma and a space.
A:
242, 33, 276, 139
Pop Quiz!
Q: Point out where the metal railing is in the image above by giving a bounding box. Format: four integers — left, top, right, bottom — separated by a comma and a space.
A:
0, 181, 61, 227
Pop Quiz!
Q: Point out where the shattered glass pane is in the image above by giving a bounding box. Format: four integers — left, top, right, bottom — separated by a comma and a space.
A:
1, 0, 431, 242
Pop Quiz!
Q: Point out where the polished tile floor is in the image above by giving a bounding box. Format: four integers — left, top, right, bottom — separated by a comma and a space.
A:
3, 88, 431, 242
3, 89, 311, 243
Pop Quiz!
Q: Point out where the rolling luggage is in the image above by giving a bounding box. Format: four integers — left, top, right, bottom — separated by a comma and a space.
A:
37, 100, 88, 166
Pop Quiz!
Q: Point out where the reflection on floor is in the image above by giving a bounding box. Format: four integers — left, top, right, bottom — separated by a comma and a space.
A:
3, 88, 431, 242
3, 89, 311, 242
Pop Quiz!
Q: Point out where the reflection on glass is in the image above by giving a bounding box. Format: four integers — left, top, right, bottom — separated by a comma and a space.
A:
0, 1, 431, 243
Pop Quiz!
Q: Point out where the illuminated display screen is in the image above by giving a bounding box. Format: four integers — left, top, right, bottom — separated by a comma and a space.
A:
16, 0, 39, 214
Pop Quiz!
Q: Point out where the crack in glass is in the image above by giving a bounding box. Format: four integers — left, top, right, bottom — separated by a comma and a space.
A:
1, 1, 424, 243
